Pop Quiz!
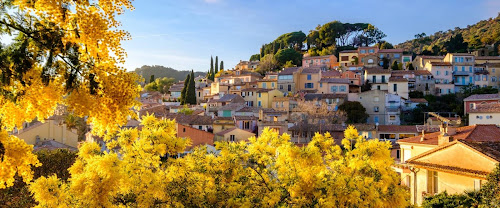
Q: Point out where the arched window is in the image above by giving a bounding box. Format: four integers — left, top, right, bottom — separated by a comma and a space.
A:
368, 59, 374, 64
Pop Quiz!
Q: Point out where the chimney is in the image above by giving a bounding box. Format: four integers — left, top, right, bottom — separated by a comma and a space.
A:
438, 123, 456, 145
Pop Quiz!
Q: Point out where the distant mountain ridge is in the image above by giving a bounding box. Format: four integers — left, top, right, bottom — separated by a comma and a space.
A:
134, 65, 206, 82
395, 14, 500, 55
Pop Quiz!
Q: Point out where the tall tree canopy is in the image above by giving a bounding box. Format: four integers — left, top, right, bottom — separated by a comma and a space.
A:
0, 0, 140, 188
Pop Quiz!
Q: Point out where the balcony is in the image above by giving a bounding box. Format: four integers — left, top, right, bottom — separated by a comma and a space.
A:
453, 71, 469, 76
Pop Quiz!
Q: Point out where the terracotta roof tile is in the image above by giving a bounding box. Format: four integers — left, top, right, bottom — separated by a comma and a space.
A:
321, 70, 341, 78
409, 98, 428, 103
388, 77, 408, 82
469, 103, 500, 113
378, 49, 403, 53
475, 56, 500, 60
464, 94, 500, 101
398, 125, 500, 145
301, 67, 321, 74
319, 78, 350, 84
430, 62, 452, 66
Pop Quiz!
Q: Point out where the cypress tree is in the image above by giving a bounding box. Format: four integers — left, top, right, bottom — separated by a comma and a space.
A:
215, 56, 219, 75
149, 75, 155, 83
180, 74, 190, 104
186, 70, 196, 104
210, 56, 214, 81
220, 61, 224, 71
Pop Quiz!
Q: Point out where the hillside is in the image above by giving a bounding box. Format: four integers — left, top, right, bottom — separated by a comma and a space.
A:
396, 14, 500, 55
134, 65, 206, 82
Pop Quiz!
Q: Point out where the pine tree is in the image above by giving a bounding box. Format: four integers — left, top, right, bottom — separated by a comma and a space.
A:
215, 56, 219, 75
186, 70, 197, 105
391, 60, 399, 70
220, 61, 224, 71
210, 56, 214, 81
180, 74, 190, 104
149, 75, 155, 83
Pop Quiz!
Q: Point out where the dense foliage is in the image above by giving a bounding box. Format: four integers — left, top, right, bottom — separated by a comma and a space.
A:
135, 65, 206, 82
397, 14, 500, 55
144, 77, 176, 94
0, 149, 77, 207
0, 0, 141, 188
29, 117, 408, 207
338, 101, 369, 124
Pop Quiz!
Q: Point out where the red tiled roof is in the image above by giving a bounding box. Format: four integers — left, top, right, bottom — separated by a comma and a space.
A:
378, 49, 403, 53
409, 98, 428, 103
414, 70, 433, 76
319, 78, 350, 84
398, 125, 500, 146
464, 94, 500, 101
388, 77, 408, 82
321, 70, 341, 78
418, 55, 444, 59
430, 62, 452, 66
475, 56, 500, 60
469, 103, 500, 113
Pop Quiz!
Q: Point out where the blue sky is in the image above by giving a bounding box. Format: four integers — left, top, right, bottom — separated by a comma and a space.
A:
119, 0, 500, 72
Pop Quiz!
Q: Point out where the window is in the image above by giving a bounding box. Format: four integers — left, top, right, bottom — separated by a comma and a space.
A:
462, 66, 465, 71
493, 76, 497, 82
377, 85, 381, 90
493, 68, 496, 73
288, 85, 292, 91
380, 134, 396, 139
394, 54, 400, 58
258, 93, 261, 98
331, 86, 338, 92
469, 66, 472, 73
382, 75, 386, 83
445, 71, 448, 75
307, 74, 312, 80
427, 171, 438, 195
275, 102, 279, 108
320, 83, 323, 88
372, 75, 377, 83
258, 101, 261, 107
305, 83, 314, 88
368, 59, 374, 64
396, 150, 401, 159
279, 85, 283, 90
230, 135, 235, 142
454, 66, 457, 71
379, 54, 384, 58
436, 71, 440, 75
340, 85, 346, 92
341, 56, 349, 61
399, 134, 416, 139
374, 106, 379, 112
360, 49, 366, 54
262, 83, 267, 88
393, 84, 397, 91
374, 116, 379, 123
389, 115, 396, 120
198, 126, 203, 130
271, 83, 275, 88
183, 128, 186, 132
